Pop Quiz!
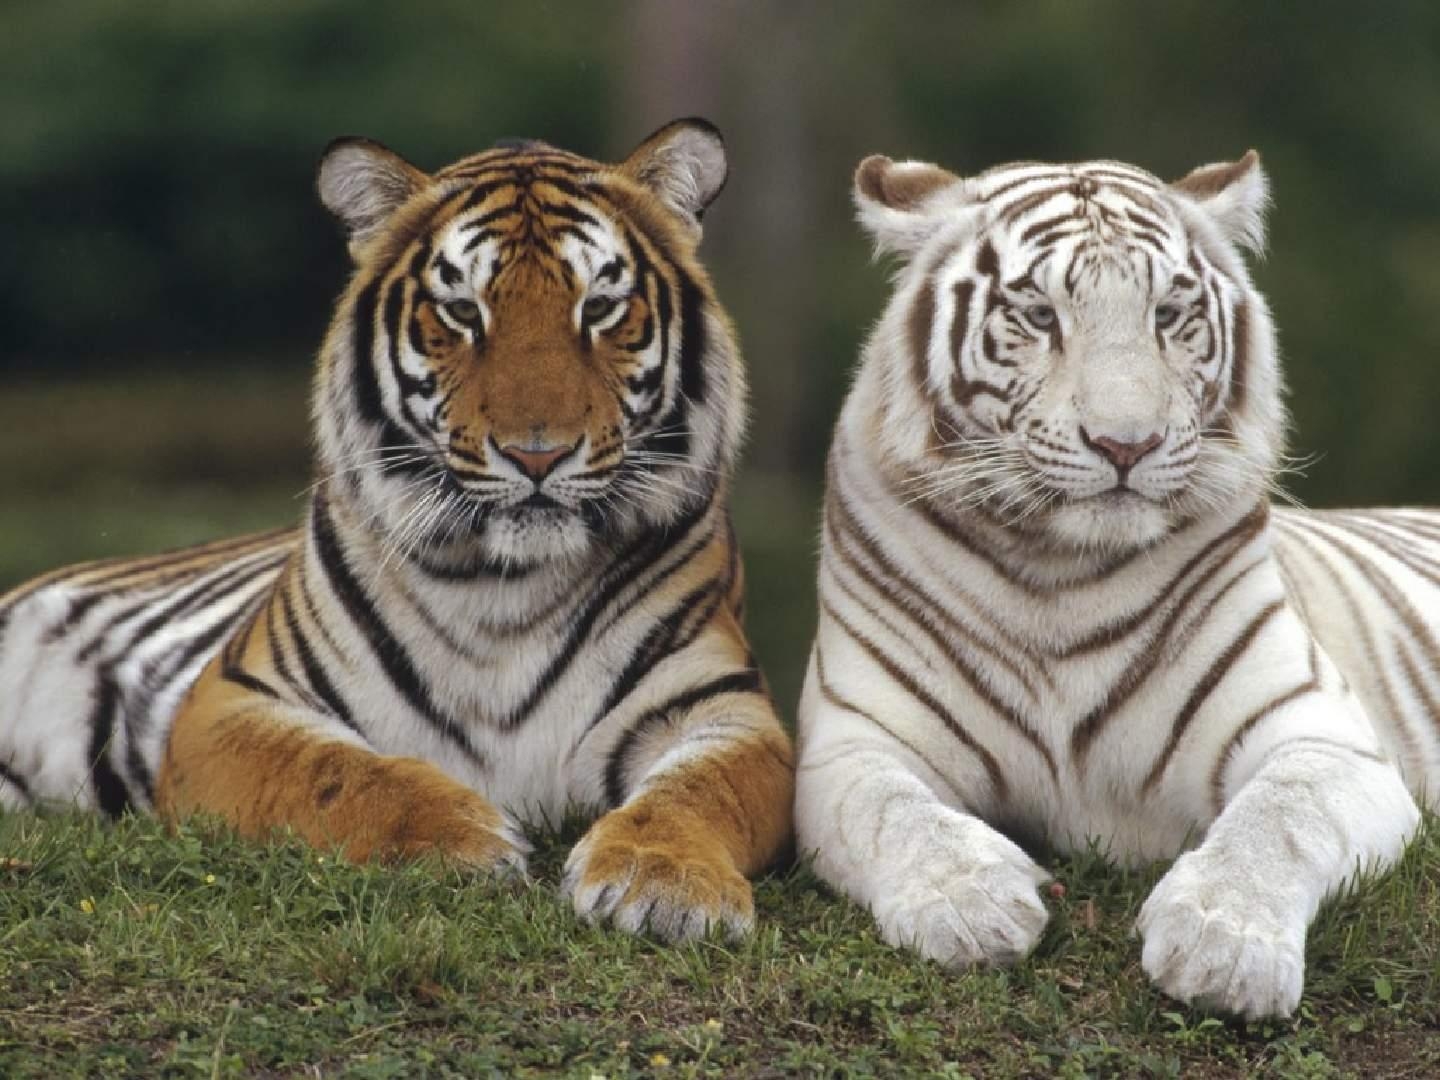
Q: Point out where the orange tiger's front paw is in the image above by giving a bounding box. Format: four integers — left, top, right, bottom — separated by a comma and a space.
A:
561, 807, 754, 942
393, 803, 531, 879
361, 761, 531, 878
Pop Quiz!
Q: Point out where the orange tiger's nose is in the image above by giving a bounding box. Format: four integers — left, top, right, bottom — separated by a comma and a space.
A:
499, 441, 576, 481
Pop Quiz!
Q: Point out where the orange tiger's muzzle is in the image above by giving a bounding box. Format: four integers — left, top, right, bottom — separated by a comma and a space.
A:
444, 288, 622, 476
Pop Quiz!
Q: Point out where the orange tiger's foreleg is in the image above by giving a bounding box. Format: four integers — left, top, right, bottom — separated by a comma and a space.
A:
564, 605, 795, 940
566, 723, 793, 939
154, 630, 524, 873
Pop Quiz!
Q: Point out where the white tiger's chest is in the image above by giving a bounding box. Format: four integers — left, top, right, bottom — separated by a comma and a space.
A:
962, 648, 1207, 862
921, 541, 1306, 864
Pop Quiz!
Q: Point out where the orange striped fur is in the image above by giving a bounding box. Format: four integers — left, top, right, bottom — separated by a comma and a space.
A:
1, 120, 792, 942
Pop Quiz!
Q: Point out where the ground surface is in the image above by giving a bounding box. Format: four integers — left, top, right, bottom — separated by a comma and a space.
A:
1, 813, 1435, 1078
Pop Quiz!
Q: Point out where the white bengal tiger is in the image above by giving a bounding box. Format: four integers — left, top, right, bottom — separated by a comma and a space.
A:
795, 149, 1435, 1018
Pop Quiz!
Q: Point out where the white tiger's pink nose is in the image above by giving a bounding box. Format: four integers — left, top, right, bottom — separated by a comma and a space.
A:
1080, 428, 1164, 470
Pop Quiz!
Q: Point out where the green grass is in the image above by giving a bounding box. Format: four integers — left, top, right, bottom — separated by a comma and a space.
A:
1, 814, 1436, 1078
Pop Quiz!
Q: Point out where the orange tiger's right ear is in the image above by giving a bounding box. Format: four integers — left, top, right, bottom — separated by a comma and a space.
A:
854, 154, 969, 260
317, 137, 430, 259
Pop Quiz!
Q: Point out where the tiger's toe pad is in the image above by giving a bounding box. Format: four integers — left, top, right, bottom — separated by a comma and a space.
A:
433, 814, 530, 879
562, 810, 754, 942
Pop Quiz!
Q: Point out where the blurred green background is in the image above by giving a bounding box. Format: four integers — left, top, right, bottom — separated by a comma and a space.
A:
4, 1, 1440, 714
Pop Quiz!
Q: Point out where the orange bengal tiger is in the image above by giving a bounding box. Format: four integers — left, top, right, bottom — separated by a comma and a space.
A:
0, 120, 793, 941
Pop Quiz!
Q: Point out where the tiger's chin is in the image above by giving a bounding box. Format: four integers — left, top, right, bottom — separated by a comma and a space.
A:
480, 507, 598, 569
1043, 491, 1175, 554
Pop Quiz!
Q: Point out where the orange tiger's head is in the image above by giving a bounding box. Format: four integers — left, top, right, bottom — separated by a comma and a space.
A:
312, 120, 744, 569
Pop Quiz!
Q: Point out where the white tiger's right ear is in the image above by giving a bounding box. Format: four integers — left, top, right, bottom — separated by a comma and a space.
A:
854, 155, 970, 259
317, 137, 430, 259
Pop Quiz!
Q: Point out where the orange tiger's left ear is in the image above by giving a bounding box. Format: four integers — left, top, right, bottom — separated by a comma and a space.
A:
317, 137, 430, 260
620, 118, 728, 232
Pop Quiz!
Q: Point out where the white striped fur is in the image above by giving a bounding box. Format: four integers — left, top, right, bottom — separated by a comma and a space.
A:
796, 151, 1431, 1018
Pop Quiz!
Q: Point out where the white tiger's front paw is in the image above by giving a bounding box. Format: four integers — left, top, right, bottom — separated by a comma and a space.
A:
1137, 851, 1305, 1020
870, 815, 1049, 968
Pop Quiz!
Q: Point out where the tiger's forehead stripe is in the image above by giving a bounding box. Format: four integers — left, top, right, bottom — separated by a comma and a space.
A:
349, 149, 713, 473
396, 177, 618, 294
436, 146, 603, 181
975, 162, 1167, 230
986, 193, 1187, 280
974, 167, 1075, 203
423, 164, 683, 279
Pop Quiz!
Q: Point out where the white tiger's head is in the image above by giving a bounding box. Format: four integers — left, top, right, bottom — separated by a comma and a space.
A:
854, 151, 1284, 552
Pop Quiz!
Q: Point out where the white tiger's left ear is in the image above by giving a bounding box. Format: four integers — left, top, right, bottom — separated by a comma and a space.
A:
854, 155, 972, 260
620, 118, 728, 233
1170, 150, 1269, 256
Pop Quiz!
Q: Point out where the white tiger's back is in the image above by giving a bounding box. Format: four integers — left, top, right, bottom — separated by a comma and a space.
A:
1274, 506, 1440, 801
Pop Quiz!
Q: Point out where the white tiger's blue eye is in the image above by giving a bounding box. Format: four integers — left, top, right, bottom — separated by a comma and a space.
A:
1025, 304, 1057, 330
1155, 304, 1183, 329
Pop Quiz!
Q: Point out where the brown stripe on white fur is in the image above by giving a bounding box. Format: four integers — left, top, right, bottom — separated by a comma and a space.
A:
798, 148, 1430, 1021
827, 473, 1050, 696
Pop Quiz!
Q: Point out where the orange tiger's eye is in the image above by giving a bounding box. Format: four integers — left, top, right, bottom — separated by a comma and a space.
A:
445, 299, 481, 324
582, 296, 619, 324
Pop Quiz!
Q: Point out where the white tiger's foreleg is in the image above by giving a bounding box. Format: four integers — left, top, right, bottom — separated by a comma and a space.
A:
795, 663, 1050, 967
1137, 699, 1420, 1019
